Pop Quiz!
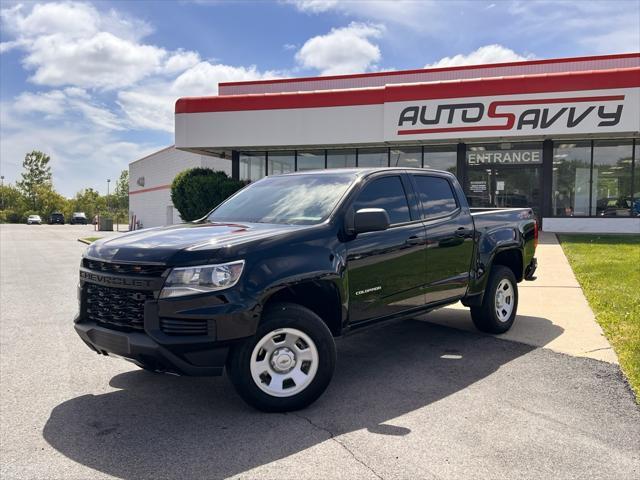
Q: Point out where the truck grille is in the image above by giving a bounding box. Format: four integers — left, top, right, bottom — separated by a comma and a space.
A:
83, 259, 167, 276
85, 284, 153, 331
160, 318, 208, 336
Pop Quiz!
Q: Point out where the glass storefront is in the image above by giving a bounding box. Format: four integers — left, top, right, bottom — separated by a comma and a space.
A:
297, 150, 325, 171
390, 146, 421, 168
551, 139, 637, 217
424, 145, 457, 174
357, 148, 388, 167
466, 142, 543, 216
239, 152, 265, 181
593, 140, 633, 217
327, 149, 356, 169
238, 139, 639, 221
635, 142, 640, 217
268, 151, 295, 175
552, 141, 591, 216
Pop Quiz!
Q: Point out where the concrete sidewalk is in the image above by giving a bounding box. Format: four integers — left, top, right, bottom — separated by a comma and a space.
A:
422, 232, 618, 363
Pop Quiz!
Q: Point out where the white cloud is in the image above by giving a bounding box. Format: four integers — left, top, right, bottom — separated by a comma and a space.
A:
425, 44, 533, 68
11, 89, 126, 130
284, 0, 339, 13
0, 2, 199, 90
0, 101, 162, 197
118, 62, 280, 132
295, 22, 384, 75
285, 0, 440, 31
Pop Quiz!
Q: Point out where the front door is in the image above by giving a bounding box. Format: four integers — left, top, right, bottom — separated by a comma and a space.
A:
346, 174, 427, 324
466, 165, 542, 218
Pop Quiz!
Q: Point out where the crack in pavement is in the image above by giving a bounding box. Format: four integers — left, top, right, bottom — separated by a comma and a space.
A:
288, 412, 385, 480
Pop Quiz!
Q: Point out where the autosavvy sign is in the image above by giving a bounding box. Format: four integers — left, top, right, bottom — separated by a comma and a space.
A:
383, 88, 640, 141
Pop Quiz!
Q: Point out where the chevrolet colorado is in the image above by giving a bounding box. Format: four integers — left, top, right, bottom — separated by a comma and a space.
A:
75, 168, 538, 411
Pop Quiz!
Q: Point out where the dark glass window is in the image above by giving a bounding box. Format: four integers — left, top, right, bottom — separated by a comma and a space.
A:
593, 140, 633, 217
358, 148, 388, 167
297, 150, 325, 171
353, 176, 411, 225
390, 146, 421, 168
551, 141, 591, 216
327, 149, 356, 168
424, 145, 457, 174
635, 141, 640, 217
268, 151, 295, 175
239, 152, 266, 181
413, 175, 458, 219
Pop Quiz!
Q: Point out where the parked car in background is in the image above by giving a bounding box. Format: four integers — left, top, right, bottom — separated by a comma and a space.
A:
70, 212, 88, 224
26, 215, 42, 225
48, 212, 65, 225
75, 168, 538, 412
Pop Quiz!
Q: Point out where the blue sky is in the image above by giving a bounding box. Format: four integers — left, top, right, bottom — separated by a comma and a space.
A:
1, 0, 639, 196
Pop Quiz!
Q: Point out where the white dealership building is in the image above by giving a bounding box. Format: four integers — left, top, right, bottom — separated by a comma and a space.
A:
130, 52, 640, 233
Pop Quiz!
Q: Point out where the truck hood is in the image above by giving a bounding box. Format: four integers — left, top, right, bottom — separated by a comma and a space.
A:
85, 221, 305, 264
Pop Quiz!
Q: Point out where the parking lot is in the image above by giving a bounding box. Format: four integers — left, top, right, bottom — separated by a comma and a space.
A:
1, 224, 639, 479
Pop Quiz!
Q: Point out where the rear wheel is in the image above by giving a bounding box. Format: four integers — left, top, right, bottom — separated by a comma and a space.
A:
227, 303, 336, 412
470, 265, 518, 334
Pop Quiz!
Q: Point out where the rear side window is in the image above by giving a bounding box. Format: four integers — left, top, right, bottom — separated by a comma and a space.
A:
413, 175, 458, 219
353, 176, 411, 224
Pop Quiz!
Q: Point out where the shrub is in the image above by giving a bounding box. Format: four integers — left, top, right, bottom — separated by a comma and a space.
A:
171, 168, 246, 222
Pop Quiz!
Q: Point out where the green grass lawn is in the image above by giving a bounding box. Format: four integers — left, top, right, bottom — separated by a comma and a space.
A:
559, 234, 640, 400
78, 236, 102, 244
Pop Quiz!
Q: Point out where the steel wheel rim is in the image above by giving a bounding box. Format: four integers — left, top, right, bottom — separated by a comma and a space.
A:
250, 327, 319, 398
494, 278, 515, 322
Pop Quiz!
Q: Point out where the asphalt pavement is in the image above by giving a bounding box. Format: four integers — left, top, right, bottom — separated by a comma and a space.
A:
1, 224, 638, 480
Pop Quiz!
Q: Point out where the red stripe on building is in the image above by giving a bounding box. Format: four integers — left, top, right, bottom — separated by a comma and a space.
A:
129, 184, 171, 195
176, 68, 640, 114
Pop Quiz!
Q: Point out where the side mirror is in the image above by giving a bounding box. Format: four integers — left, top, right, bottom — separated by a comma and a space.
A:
353, 208, 390, 234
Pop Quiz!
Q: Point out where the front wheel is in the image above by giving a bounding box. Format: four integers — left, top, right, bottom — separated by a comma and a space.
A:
470, 265, 518, 334
227, 303, 336, 412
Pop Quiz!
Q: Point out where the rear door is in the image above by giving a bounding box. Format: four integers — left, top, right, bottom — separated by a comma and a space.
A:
410, 173, 475, 303
346, 173, 427, 323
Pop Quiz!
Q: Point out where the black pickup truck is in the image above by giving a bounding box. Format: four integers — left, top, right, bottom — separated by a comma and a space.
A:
75, 168, 537, 411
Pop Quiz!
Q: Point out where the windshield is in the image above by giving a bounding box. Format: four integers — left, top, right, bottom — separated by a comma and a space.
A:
208, 173, 357, 225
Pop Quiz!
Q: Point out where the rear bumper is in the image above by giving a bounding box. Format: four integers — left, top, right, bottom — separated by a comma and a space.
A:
524, 257, 538, 281
74, 319, 229, 376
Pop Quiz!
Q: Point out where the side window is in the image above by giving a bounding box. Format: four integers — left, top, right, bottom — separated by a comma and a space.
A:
353, 176, 411, 225
413, 175, 458, 219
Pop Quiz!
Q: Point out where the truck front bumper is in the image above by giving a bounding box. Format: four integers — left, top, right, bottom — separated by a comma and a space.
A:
75, 319, 230, 376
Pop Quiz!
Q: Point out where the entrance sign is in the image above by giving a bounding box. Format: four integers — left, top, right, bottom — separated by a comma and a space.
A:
467, 150, 542, 165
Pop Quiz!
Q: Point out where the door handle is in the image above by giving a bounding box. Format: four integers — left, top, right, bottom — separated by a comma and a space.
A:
455, 227, 472, 237
406, 235, 422, 245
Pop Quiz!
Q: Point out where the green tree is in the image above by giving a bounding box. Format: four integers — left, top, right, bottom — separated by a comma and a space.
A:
0, 183, 29, 223
35, 184, 69, 220
70, 188, 105, 220
171, 168, 245, 221
114, 169, 129, 212
16, 151, 52, 210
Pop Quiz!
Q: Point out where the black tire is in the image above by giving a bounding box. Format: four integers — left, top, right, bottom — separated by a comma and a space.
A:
226, 302, 336, 412
470, 265, 518, 334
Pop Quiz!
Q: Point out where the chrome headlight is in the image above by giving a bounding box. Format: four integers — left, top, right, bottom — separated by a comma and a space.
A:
160, 260, 245, 298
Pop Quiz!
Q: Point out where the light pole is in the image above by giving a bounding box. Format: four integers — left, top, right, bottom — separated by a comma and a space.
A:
1, 175, 4, 210
107, 178, 111, 212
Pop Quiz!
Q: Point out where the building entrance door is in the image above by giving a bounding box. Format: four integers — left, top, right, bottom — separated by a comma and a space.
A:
465, 143, 543, 217
466, 165, 542, 217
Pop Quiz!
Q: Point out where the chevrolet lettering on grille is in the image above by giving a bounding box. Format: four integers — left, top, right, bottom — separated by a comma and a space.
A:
80, 269, 158, 289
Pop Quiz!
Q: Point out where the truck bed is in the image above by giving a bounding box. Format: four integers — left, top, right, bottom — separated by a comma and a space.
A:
470, 207, 535, 232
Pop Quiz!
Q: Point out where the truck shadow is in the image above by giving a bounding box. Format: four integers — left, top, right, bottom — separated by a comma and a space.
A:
43, 318, 562, 479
